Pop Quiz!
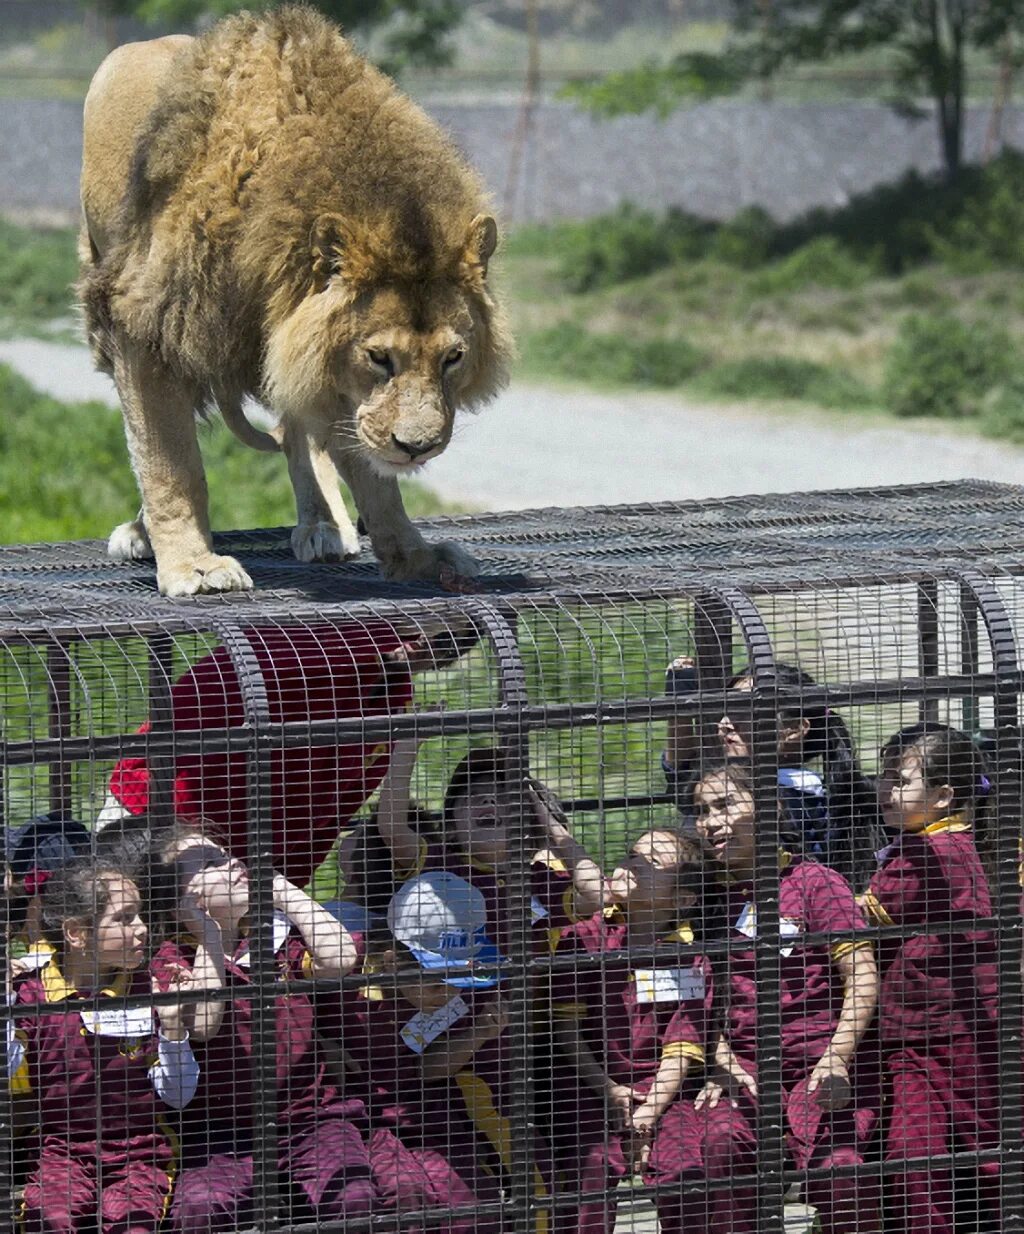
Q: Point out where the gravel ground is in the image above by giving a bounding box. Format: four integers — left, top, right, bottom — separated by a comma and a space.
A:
3, 337, 1022, 510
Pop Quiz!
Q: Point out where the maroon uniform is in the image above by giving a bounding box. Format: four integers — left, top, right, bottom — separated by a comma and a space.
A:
407, 840, 578, 954
337, 936, 549, 1234
152, 919, 373, 1232
14, 961, 178, 1234
661, 857, 878, 1234
549, 909, 711, 1234
862, 817, 999, 1234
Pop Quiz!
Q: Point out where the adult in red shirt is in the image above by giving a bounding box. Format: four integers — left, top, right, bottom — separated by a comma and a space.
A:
548, 830, 713, 1234
102, 621, 472, 885
862, 724, 999, 1234
684, 760, 880, 1234
11, 859, 198, 1234
149, 825, 371, 1233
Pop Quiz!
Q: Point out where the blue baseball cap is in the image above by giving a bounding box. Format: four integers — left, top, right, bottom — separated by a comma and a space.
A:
387, 871, 507, 990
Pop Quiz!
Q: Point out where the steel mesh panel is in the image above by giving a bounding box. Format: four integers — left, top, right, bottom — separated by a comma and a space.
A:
0, 480, 1021, 1234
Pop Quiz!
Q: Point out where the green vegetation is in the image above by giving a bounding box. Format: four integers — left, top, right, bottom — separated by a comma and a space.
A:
502, 152, 1024, 435
0, 363, 457, 544
0, 217, 78, 337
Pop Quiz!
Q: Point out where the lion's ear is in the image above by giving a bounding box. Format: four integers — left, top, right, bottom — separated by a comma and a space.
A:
464, 213, 498, 277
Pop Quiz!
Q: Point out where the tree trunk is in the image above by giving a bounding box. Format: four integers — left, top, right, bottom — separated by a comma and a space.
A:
983, 34, 1015, 163
934, 0, 965, 182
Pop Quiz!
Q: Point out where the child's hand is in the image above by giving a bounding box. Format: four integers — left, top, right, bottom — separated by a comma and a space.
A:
605, 1081, 638, 1131
665, 656, 699, 696
153, 966, 191, 1042
807, 1051, 851, 1111
272, 873, 300, 912
694, 1079, 729, 1111
476, 996, 510, 1042
629, 1103, 660, 1171
175, 892, 219, 939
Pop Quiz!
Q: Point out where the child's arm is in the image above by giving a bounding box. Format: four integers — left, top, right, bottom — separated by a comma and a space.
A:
807, 943, 877, 1110
529, 784, 607, 917
149, 972, 200, 1110
694, 1033, 758, 1110
172, 895, 228, 1042
552, 1015, 634, 1129
273, 874, 357, 979
664, 656, 700, 776
418, 995, 509, 1083
631, 1052, 692, 1129
373, 738, 425, 877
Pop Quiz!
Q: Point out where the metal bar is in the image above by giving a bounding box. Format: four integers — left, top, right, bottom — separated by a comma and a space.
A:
960, 582, 981, 735
467, 599, 536, 1234
694, 590, 733, 763
917, 579, 940, 724
45, 638, 72, 816
145, 632, 176, 829
213, 624, 279, 1229
4, 671, 1019, 767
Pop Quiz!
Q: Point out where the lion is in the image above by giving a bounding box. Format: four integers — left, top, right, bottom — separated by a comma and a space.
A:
78, 6, 512, 596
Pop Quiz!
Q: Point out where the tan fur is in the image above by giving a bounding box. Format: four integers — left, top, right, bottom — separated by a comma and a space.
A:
79, 7, 512, 595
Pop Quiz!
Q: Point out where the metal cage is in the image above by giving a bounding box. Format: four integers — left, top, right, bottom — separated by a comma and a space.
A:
0, 479, 1021, 1234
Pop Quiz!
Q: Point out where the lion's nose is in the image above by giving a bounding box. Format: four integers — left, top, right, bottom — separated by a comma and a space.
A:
391, 433, 436, 461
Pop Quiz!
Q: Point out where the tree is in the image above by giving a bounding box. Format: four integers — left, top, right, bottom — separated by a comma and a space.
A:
118, 0, 462, 71
564, 1, 1024, 182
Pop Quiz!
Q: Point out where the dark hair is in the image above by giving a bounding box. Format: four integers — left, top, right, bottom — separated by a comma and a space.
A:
94, 814, 155, 883
880, 722, 989, 822
40, 857, 139, 959
729, 662, 881, 883
5, 813, 92, 934
442, 748, 549, 852
345, 806, 441, 918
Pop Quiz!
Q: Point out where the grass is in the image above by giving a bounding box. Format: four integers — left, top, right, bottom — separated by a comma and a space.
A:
0, 215, 78, 337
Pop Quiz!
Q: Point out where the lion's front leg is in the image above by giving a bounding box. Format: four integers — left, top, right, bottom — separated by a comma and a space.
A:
281, 419, 361, 563
111, 336, 252, 596
336, 451, 478, 583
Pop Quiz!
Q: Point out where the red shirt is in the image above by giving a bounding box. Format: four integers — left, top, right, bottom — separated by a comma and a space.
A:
108, 622, 412, 883
153, 919, 338, 1157
550, 909, 711, 1093
14, 962, 168, 1148
863, 818, 997, 1041
719, 857, 870, 1067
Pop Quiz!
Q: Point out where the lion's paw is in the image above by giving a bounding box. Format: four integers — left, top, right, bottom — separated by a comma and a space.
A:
380, 538, 479, 584
291, 520, 360, 564
157, 554, 253, 597
108, 519, 153, 561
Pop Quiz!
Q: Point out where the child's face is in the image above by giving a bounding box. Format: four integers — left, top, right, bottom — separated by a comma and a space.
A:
693, 771, 757, 872
450, 790, 511, 868
173, 836, 249, 925
878, 752, 953, 832
608, 831, 698, 914
718, 676, 809, 762
68, 875, 148, 974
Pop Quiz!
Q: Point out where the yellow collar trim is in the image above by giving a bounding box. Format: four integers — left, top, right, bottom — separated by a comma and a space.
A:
41, 959, 127, 1003
922, 815, 970, 836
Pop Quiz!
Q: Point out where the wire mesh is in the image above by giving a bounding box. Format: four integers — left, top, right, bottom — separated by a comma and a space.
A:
0, 480, 1021, 1234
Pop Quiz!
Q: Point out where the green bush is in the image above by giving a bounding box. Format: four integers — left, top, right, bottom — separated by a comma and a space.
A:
695, 354, 873, 408
708, 206, 774, 268
0, 219, 78, 331
882, 313, 1016, 419
523, 322, 705, 387
748, 236, 876, 295
981, 374, 1024, 442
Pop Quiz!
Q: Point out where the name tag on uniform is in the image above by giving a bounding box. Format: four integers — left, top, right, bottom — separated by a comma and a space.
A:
734, 904, 801, 957
80, 1005, 155, 1038
633, 966, 705, 1004
401, 995, 469, 1054
530, 896, 549, 923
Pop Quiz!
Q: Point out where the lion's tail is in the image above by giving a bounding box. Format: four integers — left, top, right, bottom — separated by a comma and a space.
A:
220, 400, 282, 453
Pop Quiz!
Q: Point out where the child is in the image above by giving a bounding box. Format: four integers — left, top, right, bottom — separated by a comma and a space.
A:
663, 659, 880, 884
681, 759, 879, 1234
861, 723, 998, 1234
99, 621, 477, 885
548, 829, 713, 1234
338, 871, 549, 1233
5, 812, 91, 971
10, 856, 199, 1234
149, 824, 370, 1232
372, 742, 607, 953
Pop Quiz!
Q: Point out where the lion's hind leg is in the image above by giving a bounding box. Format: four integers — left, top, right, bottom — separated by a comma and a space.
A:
111, 335, 252, 596
282, 422, 361, 564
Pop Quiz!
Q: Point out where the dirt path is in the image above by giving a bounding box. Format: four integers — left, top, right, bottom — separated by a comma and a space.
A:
4, 337, 1022, 509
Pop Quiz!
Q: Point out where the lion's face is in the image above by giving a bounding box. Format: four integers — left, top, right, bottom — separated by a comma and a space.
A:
264, 259, 509, 478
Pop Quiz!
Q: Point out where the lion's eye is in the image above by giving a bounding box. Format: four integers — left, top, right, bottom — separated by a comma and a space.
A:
442, 347, 465, 371
367, 348, 393, 376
